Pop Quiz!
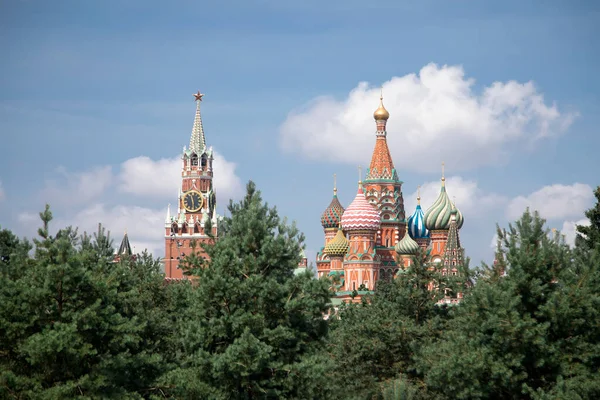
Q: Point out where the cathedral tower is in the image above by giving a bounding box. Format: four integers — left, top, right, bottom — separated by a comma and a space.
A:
163, 91, 219, 279
320, 174, 345, 246
363, 90, 406, 269
340, 176, 381, 295
423, 165, 464, 264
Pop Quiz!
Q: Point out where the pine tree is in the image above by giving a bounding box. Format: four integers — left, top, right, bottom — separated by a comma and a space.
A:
0, 205, 177, 399
159, 181, 332, 399
576, 185, 600, 251
419, 209, 600, 399
0, 226, 22, 265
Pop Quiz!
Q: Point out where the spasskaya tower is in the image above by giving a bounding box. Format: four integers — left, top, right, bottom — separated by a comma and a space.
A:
163, 91, 219, 280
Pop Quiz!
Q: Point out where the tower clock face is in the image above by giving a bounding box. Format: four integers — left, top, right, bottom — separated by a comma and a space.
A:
183, 190, 203, 212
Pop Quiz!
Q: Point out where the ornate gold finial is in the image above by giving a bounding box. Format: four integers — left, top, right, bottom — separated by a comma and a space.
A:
358, 165, 362, 184
417, 185, 421, 205
193, 91, 204, 102
333, 173, 337, 195
124, 228, 127, 235
373, 86, 390, 121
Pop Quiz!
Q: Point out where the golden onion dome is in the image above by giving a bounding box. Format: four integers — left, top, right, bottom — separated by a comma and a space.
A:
373, 93, 390, 121
324, 226, 350, 257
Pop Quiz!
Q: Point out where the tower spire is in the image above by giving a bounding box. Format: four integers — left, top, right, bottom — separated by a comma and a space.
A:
441, 161, 446, 186
367, 86, 396, 181
165, 203, 171, 223
117, 231, 132, 256
417, 185, 421, 205
189, 91, 206, 154
358, 165, 362, 184
333, 173, 337, 196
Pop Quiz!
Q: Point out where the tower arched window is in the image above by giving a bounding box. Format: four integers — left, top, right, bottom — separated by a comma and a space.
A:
191, 154, 198, 166
201, 155, 207, 167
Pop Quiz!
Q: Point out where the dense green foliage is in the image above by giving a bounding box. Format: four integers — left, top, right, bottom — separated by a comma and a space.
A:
0, 207, 187, 399
418, 210, 600, 399
158, 181, 332, 399
576, 186, 600, 251
1, 183, 599, 399
326, 251, 457, 399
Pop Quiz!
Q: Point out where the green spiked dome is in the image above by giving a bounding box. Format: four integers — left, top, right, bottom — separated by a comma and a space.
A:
395, 227, 420, 255
324, 227, 350, 257
424, 178, 464, 230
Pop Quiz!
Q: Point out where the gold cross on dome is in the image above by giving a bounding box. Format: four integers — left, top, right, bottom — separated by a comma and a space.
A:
358, 165, 362, 182
193, 91, 204, 101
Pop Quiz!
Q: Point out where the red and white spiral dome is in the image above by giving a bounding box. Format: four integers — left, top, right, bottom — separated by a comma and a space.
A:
341, 185, 381, 231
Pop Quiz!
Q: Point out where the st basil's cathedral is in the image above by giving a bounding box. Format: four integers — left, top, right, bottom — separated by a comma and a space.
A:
316, 92, 466, 303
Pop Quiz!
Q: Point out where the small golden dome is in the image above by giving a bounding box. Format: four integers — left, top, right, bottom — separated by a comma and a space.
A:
373, 93, 390, 121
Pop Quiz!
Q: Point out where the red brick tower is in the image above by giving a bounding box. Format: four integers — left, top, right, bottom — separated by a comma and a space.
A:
163, 91, 218, 280
363, 89, 406, 270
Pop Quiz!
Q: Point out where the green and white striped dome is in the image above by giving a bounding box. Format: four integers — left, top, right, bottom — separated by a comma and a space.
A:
424, 179, 464, 230
395, 228, 420, 255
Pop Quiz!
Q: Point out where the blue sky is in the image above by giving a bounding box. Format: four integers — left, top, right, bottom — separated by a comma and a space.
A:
1, 0, 599, 265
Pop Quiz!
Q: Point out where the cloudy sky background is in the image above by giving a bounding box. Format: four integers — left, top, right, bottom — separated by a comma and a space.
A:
1, 0, 598, 266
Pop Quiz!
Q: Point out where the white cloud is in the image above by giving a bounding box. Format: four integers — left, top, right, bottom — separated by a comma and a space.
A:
17, 151, 244, 259
118, 152, 244, 204
560, 218, 590, 247
41, 166, 113, 207
212, 152, 245, 204
119, 156, 180, 199
280, 63, 577, 172
404, 175, 507, 219
506, 183, 593, 221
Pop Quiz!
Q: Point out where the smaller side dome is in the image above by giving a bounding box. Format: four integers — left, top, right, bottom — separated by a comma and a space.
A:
408, 202, 429, 239
324, 227, 350, 257
395, 228, 420, 255
321, 194, 345, 229
424, 181, 464, 230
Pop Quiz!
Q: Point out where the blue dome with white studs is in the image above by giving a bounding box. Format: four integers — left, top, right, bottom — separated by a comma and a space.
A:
408, 202, 429, 239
